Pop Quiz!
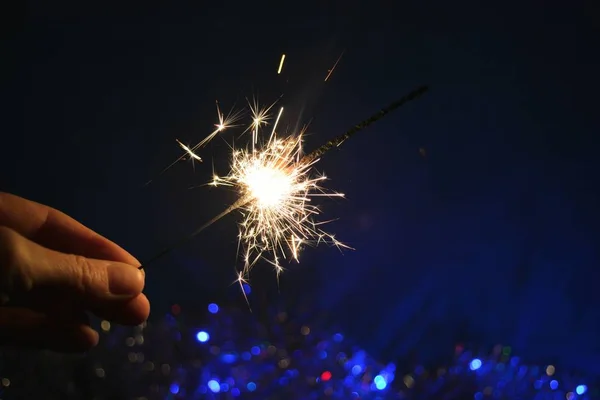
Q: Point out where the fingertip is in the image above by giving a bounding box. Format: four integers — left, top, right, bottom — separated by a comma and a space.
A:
92, 293, 150, 326
106, 262, 145, 296
48, 324, 99, 353
119, 293, 150, 325
78, 324, 100, 349
124, 293, 151, 325
130, 293, 151, 325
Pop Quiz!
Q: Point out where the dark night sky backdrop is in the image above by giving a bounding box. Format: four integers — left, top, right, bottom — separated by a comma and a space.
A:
4, 1, 600, 374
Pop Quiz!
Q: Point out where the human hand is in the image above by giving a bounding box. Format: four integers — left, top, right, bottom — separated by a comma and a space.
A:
0, 192, 149, 352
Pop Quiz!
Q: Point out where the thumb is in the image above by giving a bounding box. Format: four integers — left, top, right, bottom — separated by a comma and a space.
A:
0, 226, 144, 306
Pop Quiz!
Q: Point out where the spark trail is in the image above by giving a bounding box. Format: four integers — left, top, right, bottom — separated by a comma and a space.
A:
143, 101, 241, 186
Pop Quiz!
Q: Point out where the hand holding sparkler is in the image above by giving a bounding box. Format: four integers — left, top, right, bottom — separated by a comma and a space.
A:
0, 192, 148, 352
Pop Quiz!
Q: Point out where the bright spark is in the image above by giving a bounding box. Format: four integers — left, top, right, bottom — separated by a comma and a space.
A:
245, 97, 279, 146
211, 107, 349, 279
277, 54, 286, 74
154, 101, 242, 179
176, 139, 203, 162
193, 101, 241, 150
234, 271, 251, 308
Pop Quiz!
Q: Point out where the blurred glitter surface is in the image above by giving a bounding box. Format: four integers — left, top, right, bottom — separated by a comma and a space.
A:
0, 299, 597, 400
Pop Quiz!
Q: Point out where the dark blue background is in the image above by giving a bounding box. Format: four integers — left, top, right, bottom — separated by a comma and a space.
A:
3, 1, 599, 374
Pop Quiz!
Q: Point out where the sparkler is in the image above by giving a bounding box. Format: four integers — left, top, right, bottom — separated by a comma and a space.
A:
140, 85, 429, 278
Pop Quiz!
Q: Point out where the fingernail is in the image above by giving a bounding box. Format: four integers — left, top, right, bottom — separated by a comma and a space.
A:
107, 264, 144, 296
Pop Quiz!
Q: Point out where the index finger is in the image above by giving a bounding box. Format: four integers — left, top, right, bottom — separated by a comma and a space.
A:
0, 192, 139, 266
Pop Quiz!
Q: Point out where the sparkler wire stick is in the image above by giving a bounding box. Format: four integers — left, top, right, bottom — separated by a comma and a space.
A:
138, 85, 429, 270
300, 85, 429, 164
140, 199, 246, 268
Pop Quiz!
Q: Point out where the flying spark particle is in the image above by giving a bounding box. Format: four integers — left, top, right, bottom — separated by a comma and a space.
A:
144, 101, 242, 185
277, 54, 286, 74
324, 51, 345, 82
176, 139, 202, 162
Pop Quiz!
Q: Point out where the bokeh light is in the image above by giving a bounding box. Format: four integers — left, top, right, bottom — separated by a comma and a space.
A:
208, 303, 219, 314
0, 301, 595, 399
469, 358, 482, 371
196, 330, 210, 342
